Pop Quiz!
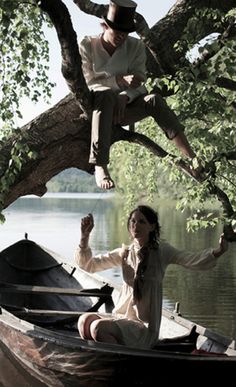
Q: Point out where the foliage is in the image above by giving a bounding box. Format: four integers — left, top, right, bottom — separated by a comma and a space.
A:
0, 0, 54, 132
111, 7, 236, 230
110, 117, 181, 216
0, 130, 38, 222
0, 0, 55, 221
167, 9, 236, 230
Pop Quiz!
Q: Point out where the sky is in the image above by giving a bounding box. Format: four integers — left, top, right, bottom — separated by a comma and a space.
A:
19, 0, 176, 125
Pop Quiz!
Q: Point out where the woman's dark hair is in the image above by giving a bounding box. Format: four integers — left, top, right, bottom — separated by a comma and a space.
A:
127, 205, 161, 243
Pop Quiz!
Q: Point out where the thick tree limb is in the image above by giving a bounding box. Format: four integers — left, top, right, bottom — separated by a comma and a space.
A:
0, 95, 92, 207
0, 94, 202, 208
40, 0, 91, 116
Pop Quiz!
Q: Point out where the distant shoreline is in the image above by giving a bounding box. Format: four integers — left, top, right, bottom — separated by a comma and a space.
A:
21, 192, 115, 200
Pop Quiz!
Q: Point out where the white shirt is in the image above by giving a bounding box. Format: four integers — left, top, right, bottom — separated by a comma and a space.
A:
79, 34, 147, 103
75, 240, 217, 348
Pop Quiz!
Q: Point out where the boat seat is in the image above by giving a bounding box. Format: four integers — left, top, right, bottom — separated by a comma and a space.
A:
4, 284, 115, 329
24, 298, 108, 329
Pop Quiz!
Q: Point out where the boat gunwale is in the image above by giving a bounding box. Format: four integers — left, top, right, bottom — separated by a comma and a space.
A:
1, 307, 236, 362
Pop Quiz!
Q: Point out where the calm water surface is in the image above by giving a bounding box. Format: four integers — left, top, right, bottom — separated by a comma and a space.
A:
1, 193, 236, 386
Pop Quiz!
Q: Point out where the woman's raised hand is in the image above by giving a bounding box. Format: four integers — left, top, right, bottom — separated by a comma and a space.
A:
81, 213, 94, 237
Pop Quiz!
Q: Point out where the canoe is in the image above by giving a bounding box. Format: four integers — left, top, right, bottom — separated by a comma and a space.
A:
0, 236, 235, 387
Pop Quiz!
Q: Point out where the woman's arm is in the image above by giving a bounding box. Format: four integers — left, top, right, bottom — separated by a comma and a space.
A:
161, 232, 229, 271
79, 213, 94, 248
75, 213, 122, 273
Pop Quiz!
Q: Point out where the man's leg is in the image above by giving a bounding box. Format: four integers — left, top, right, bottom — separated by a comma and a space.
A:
90, 90, 117, 189
122, 93, 196, 160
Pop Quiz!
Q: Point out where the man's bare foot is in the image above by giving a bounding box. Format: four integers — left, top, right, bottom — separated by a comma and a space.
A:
95, 165, 115, 190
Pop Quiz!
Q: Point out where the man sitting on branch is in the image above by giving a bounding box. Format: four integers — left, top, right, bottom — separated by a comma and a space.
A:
79, 0, 200, 189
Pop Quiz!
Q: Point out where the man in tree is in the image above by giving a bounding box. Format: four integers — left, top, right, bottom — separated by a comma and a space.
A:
79, 0, 198, 190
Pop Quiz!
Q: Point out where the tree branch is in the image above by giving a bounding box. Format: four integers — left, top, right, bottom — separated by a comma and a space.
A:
207, 181, 236, 242
216, 77, 236, 91
73, 0, 107, 17
112, 126, 203, 181
39, 0, 92, 116
148, 0, 236, 76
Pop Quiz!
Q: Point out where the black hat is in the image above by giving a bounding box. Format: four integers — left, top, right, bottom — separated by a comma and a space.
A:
103, 0, 137, 33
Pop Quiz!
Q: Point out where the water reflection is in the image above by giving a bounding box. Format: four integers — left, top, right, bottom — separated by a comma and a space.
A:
2, 193, 121, 261
158, 204, 236, 338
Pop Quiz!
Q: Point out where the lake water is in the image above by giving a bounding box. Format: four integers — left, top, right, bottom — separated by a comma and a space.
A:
1, 193, 236, 385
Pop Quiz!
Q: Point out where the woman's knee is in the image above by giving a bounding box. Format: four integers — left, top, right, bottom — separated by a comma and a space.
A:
77, 313, 101, 340
90, 319, 122, 344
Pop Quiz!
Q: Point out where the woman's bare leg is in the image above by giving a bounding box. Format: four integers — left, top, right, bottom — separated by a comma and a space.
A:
78, 313, 101, 340
90, 319, 123, 344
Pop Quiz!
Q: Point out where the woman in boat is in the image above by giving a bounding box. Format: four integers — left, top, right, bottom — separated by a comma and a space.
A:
75, 205, 228, 349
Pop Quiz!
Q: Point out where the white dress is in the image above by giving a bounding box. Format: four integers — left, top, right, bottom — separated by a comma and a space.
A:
75, 240, 217, 349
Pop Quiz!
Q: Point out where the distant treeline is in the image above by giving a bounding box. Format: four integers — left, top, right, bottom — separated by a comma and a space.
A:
46, 168, 101, 193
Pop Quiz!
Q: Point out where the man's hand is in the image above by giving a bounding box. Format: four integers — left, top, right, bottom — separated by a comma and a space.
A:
116, 74, 143, 89
122, 74, 143, 88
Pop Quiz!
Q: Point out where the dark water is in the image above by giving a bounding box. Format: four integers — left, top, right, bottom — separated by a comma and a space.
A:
1, 193, 236, 385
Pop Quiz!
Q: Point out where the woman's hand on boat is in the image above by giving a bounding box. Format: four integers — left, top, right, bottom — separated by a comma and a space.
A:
81, 213, 94, 236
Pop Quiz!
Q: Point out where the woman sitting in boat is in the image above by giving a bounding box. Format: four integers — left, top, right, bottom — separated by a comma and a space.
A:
75, 205, 228, 349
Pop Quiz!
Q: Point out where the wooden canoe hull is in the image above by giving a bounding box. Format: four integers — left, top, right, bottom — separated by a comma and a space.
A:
0, 238, 236, 386
1, 307, 236, 387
